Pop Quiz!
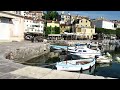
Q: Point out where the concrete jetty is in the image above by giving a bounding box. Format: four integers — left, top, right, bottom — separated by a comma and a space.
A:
0, 41, 116, 79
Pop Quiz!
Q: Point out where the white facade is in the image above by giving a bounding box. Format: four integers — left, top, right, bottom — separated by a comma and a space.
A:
92, 20, 115, 30
0, 12, 24, 42
24, 18, 33, 32
24, 18, 44, 34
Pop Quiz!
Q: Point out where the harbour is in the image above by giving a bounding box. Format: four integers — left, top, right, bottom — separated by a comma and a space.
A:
22, 42, 120, 79
0, 11, 120, 79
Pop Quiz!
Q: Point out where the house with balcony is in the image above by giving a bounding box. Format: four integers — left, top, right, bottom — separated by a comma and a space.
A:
60, 11, 71, 24
60, 23, 72, 34
24, 16, 44, 34
0, 11, 24, 42
75, 18, 95, 39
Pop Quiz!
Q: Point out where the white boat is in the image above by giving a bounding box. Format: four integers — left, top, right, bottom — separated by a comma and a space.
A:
69, 47, 101, 59
89, 42, 99, 47
115, 57, 120, 62
55, 58, 95, 71
68, 44, 88, 50
96, 55, 112, 64
50, 45, 68, 50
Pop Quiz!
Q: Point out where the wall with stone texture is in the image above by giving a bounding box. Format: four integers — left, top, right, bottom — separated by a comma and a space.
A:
5, 43, 50, 63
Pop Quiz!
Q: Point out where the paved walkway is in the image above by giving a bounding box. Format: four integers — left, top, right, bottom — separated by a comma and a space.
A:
0, 41, 116, 79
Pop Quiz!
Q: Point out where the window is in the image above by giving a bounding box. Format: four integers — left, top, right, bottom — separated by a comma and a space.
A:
83, 50, 86, 52
86, 25, 87, 27
81, 25, 82, 27
91, 30, 92, 32
64, 26, 65, 28
78, 50, 82, 52
81, 20, 82, 23
27, 21, 28, 22
86, 20, 87, 23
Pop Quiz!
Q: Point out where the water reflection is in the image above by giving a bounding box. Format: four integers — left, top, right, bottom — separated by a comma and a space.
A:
94, 45, 120, 78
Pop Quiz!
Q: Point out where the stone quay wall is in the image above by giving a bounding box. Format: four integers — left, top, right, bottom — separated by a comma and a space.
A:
4, 42, 50, 63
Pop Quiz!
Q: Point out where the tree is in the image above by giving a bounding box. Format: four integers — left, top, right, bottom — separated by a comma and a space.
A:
51, 27, 55, 34
116, 28, 120, 39
45, 27, 51, 36
42, 11, 59, 20
54, 26, 60, 34
95, 28, 116, 34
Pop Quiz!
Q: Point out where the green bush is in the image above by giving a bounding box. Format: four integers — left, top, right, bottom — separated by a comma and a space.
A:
95, 28, 116, 34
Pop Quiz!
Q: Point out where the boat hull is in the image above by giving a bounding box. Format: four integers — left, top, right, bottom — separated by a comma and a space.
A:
70, 53, 101, 59
56, 59, 96, 71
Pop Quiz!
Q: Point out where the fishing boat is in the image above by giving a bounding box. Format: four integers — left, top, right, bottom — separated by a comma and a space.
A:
69, 46, 101, 59
55, 58, 95, 72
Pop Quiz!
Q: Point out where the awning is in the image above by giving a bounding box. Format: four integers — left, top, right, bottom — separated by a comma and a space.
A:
48, 34, 61, 36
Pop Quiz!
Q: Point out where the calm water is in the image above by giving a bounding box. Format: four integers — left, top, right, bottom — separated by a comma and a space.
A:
23, 45, 120, 79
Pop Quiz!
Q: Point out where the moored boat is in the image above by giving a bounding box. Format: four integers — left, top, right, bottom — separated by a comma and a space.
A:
69, 46, 101, 59
95, 55, 112, 64
55, 58, 95, 72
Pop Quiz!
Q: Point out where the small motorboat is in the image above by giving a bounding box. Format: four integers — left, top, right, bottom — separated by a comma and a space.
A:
115, 57, 120, 62
55, 58, 95, 72
69, 47, 101, 59
95, 55, 112, 64
89, 41, 99, 47
50, 45, 68, 50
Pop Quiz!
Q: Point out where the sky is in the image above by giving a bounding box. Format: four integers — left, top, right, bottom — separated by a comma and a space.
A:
58, 11, 120, 20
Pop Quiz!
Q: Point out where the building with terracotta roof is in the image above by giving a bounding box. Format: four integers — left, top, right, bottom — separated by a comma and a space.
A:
74, 18, 95, 39
47, 20, 60, 27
